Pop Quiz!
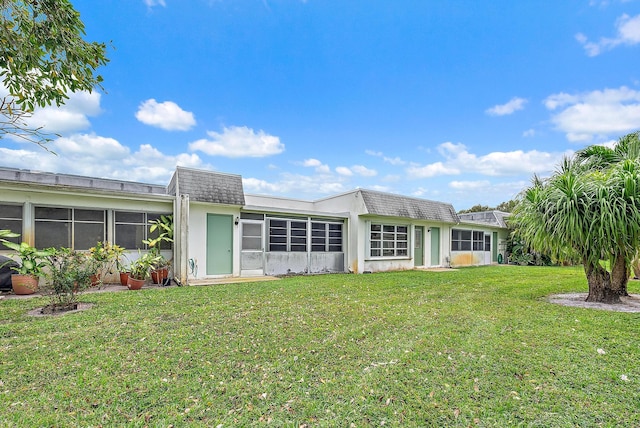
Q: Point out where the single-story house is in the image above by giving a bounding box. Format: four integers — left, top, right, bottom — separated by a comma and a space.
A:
0, 166, 510, 284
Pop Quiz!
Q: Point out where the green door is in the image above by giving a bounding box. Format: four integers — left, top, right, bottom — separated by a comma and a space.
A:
206, 214, 233, 275
430, 227, 440, 266
414, 226, 424, 267
492, 232, 498, 262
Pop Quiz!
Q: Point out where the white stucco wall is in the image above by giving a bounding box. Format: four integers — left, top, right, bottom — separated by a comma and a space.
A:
187, 203, 241, 279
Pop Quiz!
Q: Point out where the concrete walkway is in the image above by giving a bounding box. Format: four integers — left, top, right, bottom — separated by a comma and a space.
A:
0, 275, 280, 300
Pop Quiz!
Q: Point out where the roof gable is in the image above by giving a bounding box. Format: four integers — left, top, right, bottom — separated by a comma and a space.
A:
170, 167, 245, 205
359, 190, 459, 223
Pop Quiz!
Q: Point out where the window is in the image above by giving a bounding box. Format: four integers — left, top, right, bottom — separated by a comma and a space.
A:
115, 211, 172, 250
35, 207, 105, 250
242, 222, 262, 250
452, 229, 491, 251
0, 204, 22, 245
370, 223, 408, 257
451, 229, 472, 251
268, 218, 307, 252
311, 222, 343, 252
473, 231, 484, 251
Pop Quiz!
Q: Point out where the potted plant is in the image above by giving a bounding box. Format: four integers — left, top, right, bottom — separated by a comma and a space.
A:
127, 251, 160, 290
143, 214, 173, 286
41, 247, 96, 312
88, 241, 108, 286
150, 253, 169, 285
116, 250, 130, 286
0, 240, 53, 295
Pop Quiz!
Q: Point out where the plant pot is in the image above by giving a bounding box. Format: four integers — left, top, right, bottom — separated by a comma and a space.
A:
90, 273, 101, 287
151, 267, 169, 285
11, 274, 39, 295
127, 276, 145, 290
119, 272, 129, 286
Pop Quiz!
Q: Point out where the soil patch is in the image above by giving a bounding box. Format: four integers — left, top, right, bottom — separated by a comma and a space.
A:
28, 302, 94, 317
548, 293, 640, 312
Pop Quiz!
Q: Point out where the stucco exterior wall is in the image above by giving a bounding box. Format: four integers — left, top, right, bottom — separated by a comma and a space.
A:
187, 203, 241, 280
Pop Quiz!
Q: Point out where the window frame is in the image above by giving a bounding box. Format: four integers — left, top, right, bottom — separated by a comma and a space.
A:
368, 222, 409, 258
114, 210, 173, 250
0, 203, 23, 245
311, 221, 343, 252
452, 228, 492, 252
267, 217, 308, 252
34, 205, 106, 250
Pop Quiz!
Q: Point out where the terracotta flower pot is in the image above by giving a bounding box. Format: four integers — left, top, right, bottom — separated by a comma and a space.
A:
151, 267, 169, 285
90, 273, 101, 287
11, 274, 39, 295
127, 276, 145, 290
119, 272, 129, 286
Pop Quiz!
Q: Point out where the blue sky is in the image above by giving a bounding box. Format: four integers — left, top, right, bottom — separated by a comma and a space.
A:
2, 0, 640, 210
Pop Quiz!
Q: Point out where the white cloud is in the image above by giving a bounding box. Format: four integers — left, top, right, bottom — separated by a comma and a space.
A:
449, 180, 530, 210
0, 134, 207, 184
523, 129, 535, 137
303, 158, 322, 167
407, 142, 568, 179
366, 149, 407, 165
243, 173, 346, 196
55, 134, 130, 160
135, 99, 195, 131
382, 156, 406, 166
336, 165, 377, 177
351, 165, 377, 177
302, 158, 330, 173
242, 177, 282, 194
336, 166, 353, 176
17, 91, 102, 135
544, 86, 640, 141
189, 125, 284, 158
143, 0, 166, 7
577, 13, 640, 56
406, 161, 460, 178
485, 97, 528, 116
449, 180, 491, 190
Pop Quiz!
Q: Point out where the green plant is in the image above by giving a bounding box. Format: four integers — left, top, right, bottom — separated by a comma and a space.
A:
0, 229, 20, 241
144, 214, 174, 251
143, 215, 173, 273
0, 241, 53, 277
128, 251, 161, 280
89, 241, 126, 275
43, 247, 97, 308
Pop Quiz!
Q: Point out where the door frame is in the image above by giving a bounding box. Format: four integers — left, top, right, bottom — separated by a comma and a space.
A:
430, 227, 440, 266
414, 226, 424, 267
206, 213, 233, 275
240, 219, 265, 276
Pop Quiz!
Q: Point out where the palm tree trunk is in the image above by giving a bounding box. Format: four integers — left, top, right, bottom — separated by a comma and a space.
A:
610, 252, 630, 297
584, 259, 621, 303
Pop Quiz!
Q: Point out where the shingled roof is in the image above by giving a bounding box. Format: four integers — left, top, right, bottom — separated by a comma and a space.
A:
359, 189, 459, 223
458, 210, 510, 228
168, 166, 245, 205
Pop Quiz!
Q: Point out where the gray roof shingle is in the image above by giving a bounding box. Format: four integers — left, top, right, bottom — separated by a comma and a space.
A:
457, 211, 510, 228
169, 167, 245, 205
359, 190, 459, 223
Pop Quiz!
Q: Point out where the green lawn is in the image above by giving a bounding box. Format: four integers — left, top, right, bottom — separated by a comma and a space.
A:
1, 266, 639, 427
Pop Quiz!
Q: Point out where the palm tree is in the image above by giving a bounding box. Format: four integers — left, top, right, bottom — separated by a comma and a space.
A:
512, 132, 640, 303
